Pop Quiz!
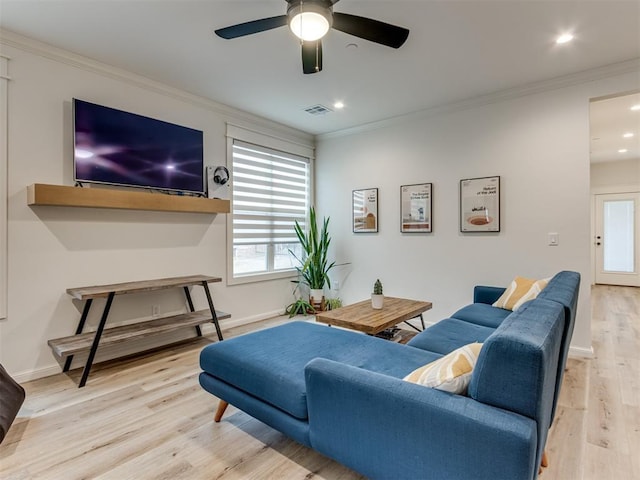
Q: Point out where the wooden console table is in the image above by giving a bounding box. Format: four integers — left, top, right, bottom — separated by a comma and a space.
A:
48, 275, 229, 387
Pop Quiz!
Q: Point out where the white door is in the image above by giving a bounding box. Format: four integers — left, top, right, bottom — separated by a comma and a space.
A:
594, 192, 640, 286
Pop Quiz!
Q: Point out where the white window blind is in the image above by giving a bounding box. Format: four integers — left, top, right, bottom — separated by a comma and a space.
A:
231, 140, 310, 278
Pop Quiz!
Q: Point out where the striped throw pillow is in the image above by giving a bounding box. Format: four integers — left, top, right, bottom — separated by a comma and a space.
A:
403, 343, 483, 394
493, 276, 549, 311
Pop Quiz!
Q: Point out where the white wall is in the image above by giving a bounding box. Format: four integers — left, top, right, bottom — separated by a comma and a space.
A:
316, 70, 640, 357
0, 35, 312, 380
2, 33, 637, 380
591, 158, 640, 190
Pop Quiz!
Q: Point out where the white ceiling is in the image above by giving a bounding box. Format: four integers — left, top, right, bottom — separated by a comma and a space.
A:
1, 0, 639, 140
590, 92, 640, 163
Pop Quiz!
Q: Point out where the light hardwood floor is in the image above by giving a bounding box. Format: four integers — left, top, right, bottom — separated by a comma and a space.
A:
1, 285, 638, 479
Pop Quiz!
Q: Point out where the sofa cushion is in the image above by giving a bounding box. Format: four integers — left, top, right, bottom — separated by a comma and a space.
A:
493, 276, 549, 311
407, 318, 495, 355
450, 303, 511, 328
404, 343, 482, 394
200, 321, 440, 420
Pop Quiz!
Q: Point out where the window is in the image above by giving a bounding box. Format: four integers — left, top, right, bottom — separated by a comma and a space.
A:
230, 139, 311, 282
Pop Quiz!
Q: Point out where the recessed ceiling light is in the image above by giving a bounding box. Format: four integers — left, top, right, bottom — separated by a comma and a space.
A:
334, 101, 345, 110
623, 132, 635, 138
618, 149, 628, 153
556, 33, 574, 44
631, 104, 640, 111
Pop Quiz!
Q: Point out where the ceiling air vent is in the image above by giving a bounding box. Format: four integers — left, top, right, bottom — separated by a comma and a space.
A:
304, 104, 333, 116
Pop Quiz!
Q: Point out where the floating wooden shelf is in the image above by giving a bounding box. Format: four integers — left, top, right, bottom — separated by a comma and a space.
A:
27, 183, 230, 214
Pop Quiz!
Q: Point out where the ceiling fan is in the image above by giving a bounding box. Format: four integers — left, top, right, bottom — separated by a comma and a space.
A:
214, 0, 410, 74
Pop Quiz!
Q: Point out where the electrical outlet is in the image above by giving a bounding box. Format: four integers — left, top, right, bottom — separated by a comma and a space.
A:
548, 233, 559, 246
151, 305, 160, 317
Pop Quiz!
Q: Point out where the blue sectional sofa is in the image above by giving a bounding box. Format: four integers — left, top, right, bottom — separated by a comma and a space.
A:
199, 271, 580, 480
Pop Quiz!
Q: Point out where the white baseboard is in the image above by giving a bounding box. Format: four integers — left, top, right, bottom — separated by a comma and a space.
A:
219, 309, 284, 330
13, 309, 286, 384
14, 312, 592, 384
199, 309, 285, 334
13, 365, 64, 384
568, 345, 594, 358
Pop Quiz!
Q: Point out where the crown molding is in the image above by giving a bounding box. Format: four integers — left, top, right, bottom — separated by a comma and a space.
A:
0, 29, 314, 147
318, 58, 640, 141
2, 29, 638, 145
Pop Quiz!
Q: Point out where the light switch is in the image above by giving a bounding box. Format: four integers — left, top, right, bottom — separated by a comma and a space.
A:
548, 233, 559, 246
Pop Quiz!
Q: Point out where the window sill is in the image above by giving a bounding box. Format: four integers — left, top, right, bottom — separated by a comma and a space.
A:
227, 269, 298, 286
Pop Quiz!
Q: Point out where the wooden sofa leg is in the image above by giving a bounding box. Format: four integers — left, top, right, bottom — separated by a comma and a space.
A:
538, 450, 549, 475
214, 400, 229, 422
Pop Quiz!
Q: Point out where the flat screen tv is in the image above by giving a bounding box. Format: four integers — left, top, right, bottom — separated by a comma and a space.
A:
73, 99, 204, 195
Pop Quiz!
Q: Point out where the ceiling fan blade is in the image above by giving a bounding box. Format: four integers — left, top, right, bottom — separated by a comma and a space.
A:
215, 15, 288, 39
332, 12, 409, 48
302, 40, 323, 74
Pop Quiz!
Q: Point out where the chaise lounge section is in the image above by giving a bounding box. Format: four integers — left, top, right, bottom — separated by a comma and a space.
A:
199, 271, 580, 480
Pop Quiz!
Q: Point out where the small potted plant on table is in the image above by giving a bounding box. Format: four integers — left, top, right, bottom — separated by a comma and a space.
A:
371, 279, 384, 309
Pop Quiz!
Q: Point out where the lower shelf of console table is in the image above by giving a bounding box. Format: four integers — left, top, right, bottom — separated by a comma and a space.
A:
48, 309, 230, 357
48, 275, 229, 387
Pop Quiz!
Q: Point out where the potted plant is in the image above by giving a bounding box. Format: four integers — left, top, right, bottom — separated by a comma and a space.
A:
290, 207, 336, 310
371, 279, 384, 309
285, 297, 315, 317
325, 297, 343, 311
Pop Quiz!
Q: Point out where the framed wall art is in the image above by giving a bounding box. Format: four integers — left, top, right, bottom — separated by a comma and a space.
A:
353, 188, 378, 233
460, 176, 500, 232
401, 183, 432, 233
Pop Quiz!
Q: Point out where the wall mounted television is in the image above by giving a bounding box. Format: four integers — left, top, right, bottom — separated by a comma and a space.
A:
73, 99, 205, 195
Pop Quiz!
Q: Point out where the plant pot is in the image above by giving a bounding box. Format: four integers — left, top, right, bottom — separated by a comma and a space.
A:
310, 289, 324, 302
371, 294, 384, 310
310, 288, 325, 311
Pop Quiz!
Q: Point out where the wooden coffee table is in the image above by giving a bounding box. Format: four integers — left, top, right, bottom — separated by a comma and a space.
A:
315, 297, 432, 335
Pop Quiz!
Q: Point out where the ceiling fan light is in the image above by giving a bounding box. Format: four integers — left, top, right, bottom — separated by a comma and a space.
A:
289, 4, 332, 41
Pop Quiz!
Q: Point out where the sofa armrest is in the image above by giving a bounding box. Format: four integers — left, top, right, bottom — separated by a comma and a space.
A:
474, 285, 506, 305
305, 358, 537, 480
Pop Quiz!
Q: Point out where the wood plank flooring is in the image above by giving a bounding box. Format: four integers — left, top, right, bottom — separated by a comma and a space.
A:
543, 285, 639, 480
1, 285, 638, 479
